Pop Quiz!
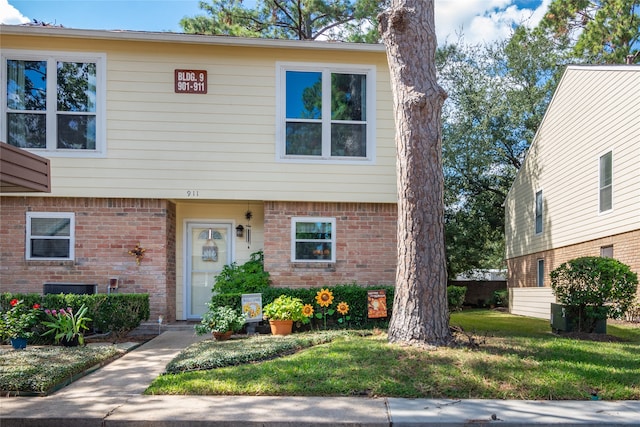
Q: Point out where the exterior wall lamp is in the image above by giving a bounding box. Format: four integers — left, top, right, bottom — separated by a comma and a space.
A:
235, 224, 244, 237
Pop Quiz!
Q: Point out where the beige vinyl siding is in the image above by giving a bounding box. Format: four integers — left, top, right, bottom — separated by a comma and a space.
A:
506, 67, 640, 260
509, 287, 555, 319
2, 33, 396, 203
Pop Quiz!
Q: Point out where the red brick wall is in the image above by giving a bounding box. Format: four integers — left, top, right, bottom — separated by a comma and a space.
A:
0, 197, 176, 321
507, 229, 640, 289
263, 201, 397, 287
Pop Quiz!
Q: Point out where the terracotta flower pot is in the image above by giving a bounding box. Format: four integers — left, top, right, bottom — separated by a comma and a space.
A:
212, 331, 234, 341
269, 319, 293, 336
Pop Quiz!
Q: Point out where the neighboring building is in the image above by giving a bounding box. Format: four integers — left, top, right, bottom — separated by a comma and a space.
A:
505, 65, 640, 319
0, 25, 397, 321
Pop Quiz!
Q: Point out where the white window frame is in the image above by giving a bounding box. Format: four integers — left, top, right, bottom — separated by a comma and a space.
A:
534, 189, 543, 235
26, 212, 75, 261
599, 150, 613, 213
290, 217, 336, 263
536, 258, 544, 287
1, 49, 107, 158
276, 62, 376, 164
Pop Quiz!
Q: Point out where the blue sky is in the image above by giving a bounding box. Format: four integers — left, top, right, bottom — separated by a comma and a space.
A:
1, 0, 550, 45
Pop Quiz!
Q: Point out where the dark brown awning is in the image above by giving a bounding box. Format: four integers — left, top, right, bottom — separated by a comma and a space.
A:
0, 142, 51, 193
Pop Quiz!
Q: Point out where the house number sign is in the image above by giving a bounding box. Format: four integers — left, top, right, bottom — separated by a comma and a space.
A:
174, 69, 207, 94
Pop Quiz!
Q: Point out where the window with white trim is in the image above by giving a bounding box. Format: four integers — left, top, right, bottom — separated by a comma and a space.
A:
2, 50, 105, 157
537, 259, 544, 287
535, 190, 543, 234
291, 217, 336, 262
277, 63, 375, 163
599, 151, 612, 212
26, 212, 75, 260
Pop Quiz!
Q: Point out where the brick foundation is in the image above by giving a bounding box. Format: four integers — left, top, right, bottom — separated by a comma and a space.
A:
507, 229, 640, 289
0, 197, 176, 321
263, 201, 397, 287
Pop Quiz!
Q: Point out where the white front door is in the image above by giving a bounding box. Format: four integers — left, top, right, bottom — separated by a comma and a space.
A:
185, 222, 232, 319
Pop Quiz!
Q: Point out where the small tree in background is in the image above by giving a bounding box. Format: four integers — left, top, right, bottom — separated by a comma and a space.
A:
550, 256, 638, 332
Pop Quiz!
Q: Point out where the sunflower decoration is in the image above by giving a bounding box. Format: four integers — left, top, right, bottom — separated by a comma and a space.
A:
336, 301, 349, 315
302, 304, 314, 318
315, 288, 334, 307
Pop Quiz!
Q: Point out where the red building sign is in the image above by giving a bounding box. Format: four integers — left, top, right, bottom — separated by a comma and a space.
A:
174, 69, 207, 94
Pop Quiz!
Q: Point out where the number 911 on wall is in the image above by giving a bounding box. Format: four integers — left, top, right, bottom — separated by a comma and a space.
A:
174, 69, 208, 94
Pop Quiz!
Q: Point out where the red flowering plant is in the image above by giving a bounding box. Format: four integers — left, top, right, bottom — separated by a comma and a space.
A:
0, 299, 42, 342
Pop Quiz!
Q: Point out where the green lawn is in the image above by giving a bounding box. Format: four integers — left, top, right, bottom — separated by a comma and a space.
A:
146, 310, 640, 400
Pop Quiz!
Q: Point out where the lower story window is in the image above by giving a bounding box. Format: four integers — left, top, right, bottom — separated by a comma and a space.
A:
291, 217, 336, 262
537, 259, 544, 287
26, 212, 75, 260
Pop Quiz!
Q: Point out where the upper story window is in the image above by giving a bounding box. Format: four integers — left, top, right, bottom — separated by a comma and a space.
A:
535, 190, 543, 234
291, 217, 336, 263
26, 212, 75, 260
599, 151, 612, 213
277, 63, 375, 164
2, 50, 105, 157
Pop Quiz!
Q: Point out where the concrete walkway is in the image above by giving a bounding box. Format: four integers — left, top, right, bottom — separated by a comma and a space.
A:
1, 330, 639, 426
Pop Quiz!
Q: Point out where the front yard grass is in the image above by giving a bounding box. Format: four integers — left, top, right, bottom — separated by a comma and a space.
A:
146, 310, 640, 400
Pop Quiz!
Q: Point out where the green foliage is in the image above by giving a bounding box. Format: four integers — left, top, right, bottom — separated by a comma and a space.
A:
89, 294, 150, 339
492, 290, 509, 307
263, 295, 308, 323
2, 293, 149, 340
438, 29, 570, 277
0, 299, 42, 341
164, 330, 353, 374
212, 251, 270, 294
446, 286, 467, 312
41, 304, 91, 345
195, 305, 247, 335
180, 0, 387, 42
0, 345, 122, 395
550, 256, 638, 332
209, 284, 395, 329
540, 0, 639, 64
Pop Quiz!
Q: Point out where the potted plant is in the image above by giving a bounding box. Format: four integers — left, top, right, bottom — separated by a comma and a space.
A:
195, 305, 246, 340
0, 299, 41, 349
262, 295, 309, 335
42, 304, 91, 346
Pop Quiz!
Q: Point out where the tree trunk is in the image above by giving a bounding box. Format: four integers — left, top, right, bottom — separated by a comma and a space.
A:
379, 0, 450, 346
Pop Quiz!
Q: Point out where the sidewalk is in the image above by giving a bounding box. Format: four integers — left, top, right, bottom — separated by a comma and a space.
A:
1, 330, 639, 426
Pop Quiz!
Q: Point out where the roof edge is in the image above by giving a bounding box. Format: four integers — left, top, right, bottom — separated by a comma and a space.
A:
0, 24, 386, 53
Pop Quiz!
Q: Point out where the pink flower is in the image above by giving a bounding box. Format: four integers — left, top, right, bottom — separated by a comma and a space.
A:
45, 309, 51, 315
52, 309, 57, 315
67, 307, 73, 313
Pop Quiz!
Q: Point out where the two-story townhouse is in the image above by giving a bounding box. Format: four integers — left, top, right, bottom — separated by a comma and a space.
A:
505, 65, 640, 319
0, 25, 397, 321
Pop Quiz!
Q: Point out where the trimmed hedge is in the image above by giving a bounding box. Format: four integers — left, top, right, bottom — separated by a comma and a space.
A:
1, 292, 149, 340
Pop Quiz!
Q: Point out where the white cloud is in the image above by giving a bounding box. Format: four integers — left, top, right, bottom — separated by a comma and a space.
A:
435, 0, 552, 45
0, 0, 30, 25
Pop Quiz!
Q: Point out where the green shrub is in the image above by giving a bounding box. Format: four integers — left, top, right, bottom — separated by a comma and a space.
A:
550, 256, 638, 332
447, 286, 467, 312
212, 251, 270, 294
492, 290, 509, 307
2, 293, 149, 340
209, 284, 395, 329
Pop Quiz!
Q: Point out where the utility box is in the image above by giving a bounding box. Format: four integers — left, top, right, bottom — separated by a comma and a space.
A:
550, 302, 606, 334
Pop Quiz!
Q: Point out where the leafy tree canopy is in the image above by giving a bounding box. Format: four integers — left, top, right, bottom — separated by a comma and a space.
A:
539, 0, 640, 63
438, 27, 572, 277
180, 0, 387, 42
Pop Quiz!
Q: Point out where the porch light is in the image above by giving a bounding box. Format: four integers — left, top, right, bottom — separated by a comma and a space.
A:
235, 225, 244, 237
